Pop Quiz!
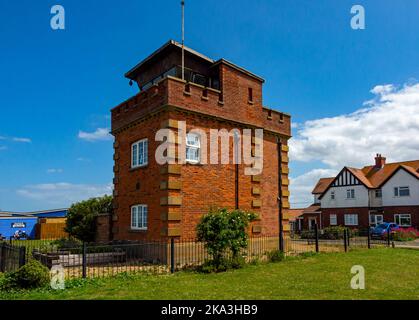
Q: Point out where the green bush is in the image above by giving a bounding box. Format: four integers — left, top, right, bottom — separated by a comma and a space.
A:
199, 255, 246, 273
0, 260, 50, 291
267, 250, 285, 263
197, 208, 257, 270
320, 226, 350, 240
65, 195, 113, 242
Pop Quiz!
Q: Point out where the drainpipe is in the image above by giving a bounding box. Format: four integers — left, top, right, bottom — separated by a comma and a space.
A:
234, 131, 240, 209
276, 136, 284, 251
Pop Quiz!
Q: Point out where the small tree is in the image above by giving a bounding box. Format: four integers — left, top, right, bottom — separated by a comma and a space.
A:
197, 208, 257, 267
65, 195, 113, 242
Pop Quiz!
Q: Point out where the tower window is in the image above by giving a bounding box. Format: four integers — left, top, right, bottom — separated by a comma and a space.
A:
248, 88, 253, 103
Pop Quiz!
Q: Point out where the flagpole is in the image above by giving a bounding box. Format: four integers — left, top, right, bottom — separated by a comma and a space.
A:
181, 0, 185, 81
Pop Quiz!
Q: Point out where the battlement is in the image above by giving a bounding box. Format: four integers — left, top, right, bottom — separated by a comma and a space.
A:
111, 76, 291, 137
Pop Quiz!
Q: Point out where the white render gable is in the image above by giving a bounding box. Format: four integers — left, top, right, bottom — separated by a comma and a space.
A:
320, 168, 369, 208
382, 169, 419, 206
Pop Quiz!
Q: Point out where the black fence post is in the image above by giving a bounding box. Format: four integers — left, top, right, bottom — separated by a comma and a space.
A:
0, 242, 5, 272
314, 223, 319, 253
343, 229, 348, 252
387, 229, 391, 247
367, 226, 371, 249
18, 246, 26, 268
347, 228, 350, 248
82, 242, 87, 279
170, 238, 175, 274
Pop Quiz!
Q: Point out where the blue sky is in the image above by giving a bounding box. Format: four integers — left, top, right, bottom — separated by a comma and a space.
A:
1, 0, 418, 211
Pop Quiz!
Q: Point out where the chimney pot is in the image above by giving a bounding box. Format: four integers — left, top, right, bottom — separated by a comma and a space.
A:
374, 154, 386, 169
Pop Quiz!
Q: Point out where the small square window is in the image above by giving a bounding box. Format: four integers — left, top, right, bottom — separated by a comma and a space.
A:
346, 189, 355, 199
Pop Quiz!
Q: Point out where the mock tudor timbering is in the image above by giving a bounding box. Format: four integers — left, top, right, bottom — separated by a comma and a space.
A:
110, 40, 291, 240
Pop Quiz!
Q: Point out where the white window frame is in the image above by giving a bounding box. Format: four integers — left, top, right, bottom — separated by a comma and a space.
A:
394, 186, 410, 197
346, 189, 355, 199
394, 214, 411, 227
374, 189, 382, 198
131, 138, 148, 168
330, 214, 337, 226
185, 133, 201, 164
131, 204, 148, 230
344, 214, 358, 226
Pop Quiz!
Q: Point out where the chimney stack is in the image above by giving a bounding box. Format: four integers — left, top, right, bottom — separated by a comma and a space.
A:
374, 154, 386, 169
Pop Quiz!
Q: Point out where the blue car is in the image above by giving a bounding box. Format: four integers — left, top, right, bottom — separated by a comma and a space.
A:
371, 222, 400, 239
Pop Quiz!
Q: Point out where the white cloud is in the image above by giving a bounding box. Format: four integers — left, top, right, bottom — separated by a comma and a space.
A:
12, 137, 32, 143
47, 168, 63, 174
289, 168, 338, 207
78, 128, 113, 142
17, 182, 113, 206
289, 82, 419, 207
76, 157, 91, 162
290, 82, 419, 168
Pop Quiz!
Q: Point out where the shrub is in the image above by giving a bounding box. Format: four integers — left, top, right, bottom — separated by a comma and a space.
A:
0, 260, 50, 291
392, 228, 419, 242
197, 208, 257, 271
300, 230, 315, 239
65, 195, 113, 242
267, 250, 285, 263
320, 226, 349, 240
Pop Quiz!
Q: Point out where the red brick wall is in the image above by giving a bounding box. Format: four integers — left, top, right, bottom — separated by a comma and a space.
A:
321, 208, 370, 229
320, 206, 419, 230
382, 206, 419, 228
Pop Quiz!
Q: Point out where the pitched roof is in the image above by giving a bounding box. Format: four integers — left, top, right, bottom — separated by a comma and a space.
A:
312, 178, 334, 194
285, 209, 304, 221
302, 204, 321, 214
314, 160, 419, 198
361, 160, 419, 187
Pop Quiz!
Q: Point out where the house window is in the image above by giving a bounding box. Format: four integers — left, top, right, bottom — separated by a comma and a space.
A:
186, 133, 200, 163
131, 139, 148, 168
330, 191, 335, 200
131, 205, 148, 230
394, 214, 411, 227
374, 189, 382, 198
346, 189, 355, 199
344, 214, 358, 226
394, 186, 410, 197
330, 214, 337, 226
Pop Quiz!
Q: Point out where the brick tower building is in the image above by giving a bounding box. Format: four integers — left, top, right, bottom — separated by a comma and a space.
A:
111, 40, 291, 240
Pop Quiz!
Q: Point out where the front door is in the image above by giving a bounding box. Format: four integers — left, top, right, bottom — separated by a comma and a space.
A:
308, 218, 316, 230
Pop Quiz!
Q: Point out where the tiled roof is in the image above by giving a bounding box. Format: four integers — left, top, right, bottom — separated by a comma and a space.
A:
285, 209, 304, 221
302, 204, 321, 214
361, 160, 419, 187
312, 177, 334, 194
315, 160, 419, 197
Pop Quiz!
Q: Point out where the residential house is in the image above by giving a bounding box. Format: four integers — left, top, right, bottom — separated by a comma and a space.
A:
311, 154, 419, 230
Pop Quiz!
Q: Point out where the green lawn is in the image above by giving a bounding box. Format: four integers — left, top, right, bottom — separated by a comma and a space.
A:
1, 248, 418, 300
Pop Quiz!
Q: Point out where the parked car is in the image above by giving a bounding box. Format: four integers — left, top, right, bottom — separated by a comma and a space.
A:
371, 223, 400, 239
